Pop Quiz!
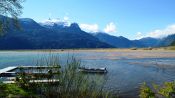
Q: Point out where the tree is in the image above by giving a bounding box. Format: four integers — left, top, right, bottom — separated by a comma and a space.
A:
0, 0, 24, 35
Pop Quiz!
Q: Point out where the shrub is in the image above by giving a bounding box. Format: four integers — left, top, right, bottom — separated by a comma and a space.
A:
140, 81, 175, 98
139, 82, 155, 98
55, 57, 110, 98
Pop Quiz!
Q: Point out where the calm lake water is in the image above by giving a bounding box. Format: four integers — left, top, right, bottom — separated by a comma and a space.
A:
0, 50, 175, 97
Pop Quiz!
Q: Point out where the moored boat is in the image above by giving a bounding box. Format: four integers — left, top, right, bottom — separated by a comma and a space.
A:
79, 67, 107, 73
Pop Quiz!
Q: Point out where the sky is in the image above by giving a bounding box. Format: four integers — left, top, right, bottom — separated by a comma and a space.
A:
21, 0, 175, 40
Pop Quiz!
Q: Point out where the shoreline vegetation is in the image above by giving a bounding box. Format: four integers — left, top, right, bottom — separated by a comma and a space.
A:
140, 81, 175, 98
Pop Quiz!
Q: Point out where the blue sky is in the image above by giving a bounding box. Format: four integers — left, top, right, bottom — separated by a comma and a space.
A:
21, 0, 175, 39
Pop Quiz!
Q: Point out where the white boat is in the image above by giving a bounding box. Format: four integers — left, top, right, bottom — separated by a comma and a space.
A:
79, 67, 107, 73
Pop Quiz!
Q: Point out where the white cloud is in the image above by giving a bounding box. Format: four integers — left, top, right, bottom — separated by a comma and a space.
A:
63, 16, 69, 21
135, 24, 175, 39
147, 24, 175, 38
103, 22, 117, 33
80, 24, 99, 32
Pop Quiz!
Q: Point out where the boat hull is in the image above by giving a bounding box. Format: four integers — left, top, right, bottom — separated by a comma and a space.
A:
79, 67, 107, 74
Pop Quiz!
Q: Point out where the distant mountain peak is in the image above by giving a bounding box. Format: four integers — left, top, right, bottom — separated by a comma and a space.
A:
19, 18, 39, 25
20, 18, 35, 22
70, 23, 81, 30
39, 18, 70, 28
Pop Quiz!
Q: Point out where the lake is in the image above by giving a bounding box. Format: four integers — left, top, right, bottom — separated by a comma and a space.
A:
0, 49, 175, 97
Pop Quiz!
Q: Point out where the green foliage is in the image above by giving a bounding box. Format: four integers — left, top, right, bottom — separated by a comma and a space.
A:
140, 81, 175, 98
157, 82, 175, 97
0, 82, 32, 98
139, 82, 155, 98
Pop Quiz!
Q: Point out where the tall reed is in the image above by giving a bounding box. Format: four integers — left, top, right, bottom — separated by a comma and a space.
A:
15, 54, 112, 98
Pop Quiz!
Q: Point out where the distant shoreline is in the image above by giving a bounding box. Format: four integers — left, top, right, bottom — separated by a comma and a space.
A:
0, 47, 175, 60
0, 46, 174, 52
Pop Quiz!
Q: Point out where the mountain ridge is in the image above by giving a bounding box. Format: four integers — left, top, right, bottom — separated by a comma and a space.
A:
0, 15, 175, 49
92, 32, 163, 48
0, 16, 113, 49
92, 32, 145, 48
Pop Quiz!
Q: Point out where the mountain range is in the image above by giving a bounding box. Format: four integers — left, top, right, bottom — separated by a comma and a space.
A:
0, 15, 175, 49
0, 16, 112, 49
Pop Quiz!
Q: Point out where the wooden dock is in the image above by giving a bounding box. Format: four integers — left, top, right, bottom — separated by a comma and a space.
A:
0, 66, 17, 77
0, 66, 60, 77
0, 66, 17, 74
3, 79, 60, 84
0, 66, 60, 84
18, 66, 60, 69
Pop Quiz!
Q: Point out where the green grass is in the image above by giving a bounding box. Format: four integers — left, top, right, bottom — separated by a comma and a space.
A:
0, 82, 35, 98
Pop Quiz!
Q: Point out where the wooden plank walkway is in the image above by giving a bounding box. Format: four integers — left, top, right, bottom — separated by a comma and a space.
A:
0, 72, 16, 77
0, 66, 60, 72
0, 66, 60, 77
18, 66, 60, 69
3, 79, 60, 84
1, 66, 60, 85
0, 66, 17, 74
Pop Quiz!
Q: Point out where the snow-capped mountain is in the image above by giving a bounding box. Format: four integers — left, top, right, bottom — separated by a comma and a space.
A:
39, 18, 70, 29
0, 15, 113, 49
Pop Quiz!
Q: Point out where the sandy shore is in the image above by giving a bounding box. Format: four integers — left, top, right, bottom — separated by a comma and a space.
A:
0, 48, 175, 59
